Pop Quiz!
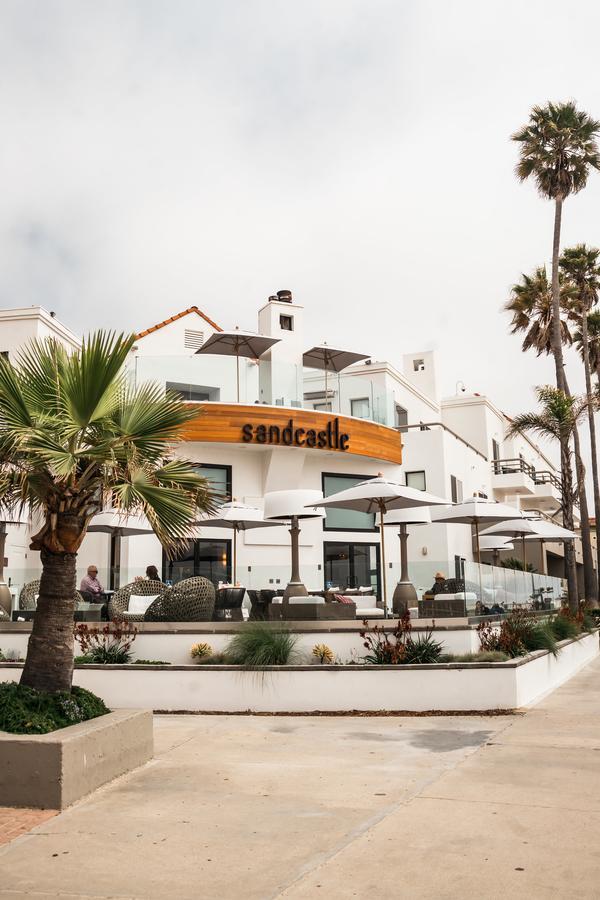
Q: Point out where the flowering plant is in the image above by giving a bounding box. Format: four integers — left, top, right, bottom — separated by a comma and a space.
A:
73, 622, 138, 664
312, 643, 334, 664
191, 642, 213, 660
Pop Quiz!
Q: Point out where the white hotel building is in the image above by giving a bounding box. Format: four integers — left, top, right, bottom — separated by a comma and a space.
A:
0, 294, 583, 607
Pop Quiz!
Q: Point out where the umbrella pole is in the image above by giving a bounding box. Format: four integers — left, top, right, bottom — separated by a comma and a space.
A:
522, 534, 527, 570
233, 527, 237, 585
379, 504, 388, 618
236, 352, 240, 403
325, 368, 328, 407
475, 521, 482, 601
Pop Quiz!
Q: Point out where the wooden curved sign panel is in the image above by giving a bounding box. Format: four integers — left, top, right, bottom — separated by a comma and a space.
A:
182, 403, 402, 465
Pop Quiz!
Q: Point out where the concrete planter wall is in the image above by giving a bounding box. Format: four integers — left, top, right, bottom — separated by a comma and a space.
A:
0, 622, 482, 664
2, 632, 595, 714
0, 709, 153, 809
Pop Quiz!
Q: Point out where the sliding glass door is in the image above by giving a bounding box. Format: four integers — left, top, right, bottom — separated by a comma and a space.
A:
323, 542, 380, 598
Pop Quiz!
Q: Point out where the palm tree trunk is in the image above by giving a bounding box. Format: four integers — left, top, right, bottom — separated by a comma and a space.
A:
563, 374, 595, 603
20, 549, 76, 693
550, 196, 579, 606
560, 444, 579, 614
581, 311, 600, 601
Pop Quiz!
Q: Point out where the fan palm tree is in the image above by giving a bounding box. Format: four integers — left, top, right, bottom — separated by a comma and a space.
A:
0, 332, 216, 694
560, 245, 600, 592
508, 386, 588, 612
505, 266, 595, 602
512, 102, 600, 391
505, 266, 577, 354
574, 309, 600, 385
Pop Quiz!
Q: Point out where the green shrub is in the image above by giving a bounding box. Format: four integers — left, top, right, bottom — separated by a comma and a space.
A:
402, 633, 444, 664
225, 623, 299, 666
0, 682, 109, 735
523, 621, 558, 657
550, 615, 580, 641
581, 613, 596, 633
133, 659, 171, 666
74, 655, 93, 665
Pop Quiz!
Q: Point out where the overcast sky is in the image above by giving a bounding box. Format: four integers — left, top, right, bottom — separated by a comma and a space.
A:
1, 0, 600, 434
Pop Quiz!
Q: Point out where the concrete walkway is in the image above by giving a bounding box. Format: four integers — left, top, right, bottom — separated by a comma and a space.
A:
1, 658, 600, 898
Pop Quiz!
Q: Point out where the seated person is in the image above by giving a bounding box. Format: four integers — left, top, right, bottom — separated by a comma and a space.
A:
146, 565, 161, 582
80, 565, 103, 602
430, 572, 447, 595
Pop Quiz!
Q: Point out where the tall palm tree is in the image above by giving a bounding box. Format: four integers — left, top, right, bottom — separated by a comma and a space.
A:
505, 266, 577, 354
504, 266, 596, 602
508, 386, 588, 612
574, 309, 600, 386
0, 332, 216, 694
560, 244, 600, 595
512, 102, 600, 392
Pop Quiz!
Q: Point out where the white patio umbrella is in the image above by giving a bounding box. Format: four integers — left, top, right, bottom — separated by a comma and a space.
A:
302, 344, 370, 407
479, 535, 515, 567
310, 476, 449, 618
87, 511, 154, 589
480, 518, 542, 569
264, 490, 326, 600
196, 500, 284, 584
430, 499, 523, 599
196, 328, 281, 402
383, 507, 431, 612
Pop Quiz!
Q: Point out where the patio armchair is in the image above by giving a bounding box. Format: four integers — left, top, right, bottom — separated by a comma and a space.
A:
150, 576, 215, 622
248, 589, 275, 620
19, 579, 83, 611
108, 580, 166, 622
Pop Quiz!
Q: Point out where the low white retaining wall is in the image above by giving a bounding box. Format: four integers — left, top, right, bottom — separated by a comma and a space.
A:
0, 624, 481, 664
2, 633, 595, 713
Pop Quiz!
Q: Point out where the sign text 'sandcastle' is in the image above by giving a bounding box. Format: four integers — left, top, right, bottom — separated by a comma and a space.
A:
242, 417, 350, 451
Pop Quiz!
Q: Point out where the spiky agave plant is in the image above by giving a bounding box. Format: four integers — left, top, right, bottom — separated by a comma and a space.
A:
0, 332, 216, 693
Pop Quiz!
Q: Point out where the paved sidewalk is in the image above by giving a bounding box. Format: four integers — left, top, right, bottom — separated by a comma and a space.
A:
1, 656, 599, 898
0, 809, 56, 848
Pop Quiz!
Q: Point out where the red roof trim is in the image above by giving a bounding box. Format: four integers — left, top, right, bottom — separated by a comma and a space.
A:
136, 306, 222, 339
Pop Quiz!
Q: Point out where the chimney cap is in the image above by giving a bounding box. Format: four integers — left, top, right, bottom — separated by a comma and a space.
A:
276, 289, 292, 303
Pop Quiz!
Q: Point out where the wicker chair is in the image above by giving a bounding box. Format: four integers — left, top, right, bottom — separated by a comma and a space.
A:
108, 580, 166, 622
19, 579, 83, 611
153, 576, 215, 622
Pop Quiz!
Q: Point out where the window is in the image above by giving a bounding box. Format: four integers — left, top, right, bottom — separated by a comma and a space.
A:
406, 470, 426, 491
163, 538, 231, 588
450, 475, 463, 504
184, 330, 204, 350
492, 439, 500, 462
413, 358, 425, 372
196, 464, 232, 502
323, 541, 381, 598
454, 555, 465, 582
395, 404, 408, 433
166, 382, 212, 402
322, 474, 376, 531
279, 314, 293, 331
314, 402, 332, 412
351, 398, 370, 419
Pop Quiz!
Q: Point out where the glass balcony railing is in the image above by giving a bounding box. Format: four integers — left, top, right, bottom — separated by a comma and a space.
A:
125, 356, 401, 428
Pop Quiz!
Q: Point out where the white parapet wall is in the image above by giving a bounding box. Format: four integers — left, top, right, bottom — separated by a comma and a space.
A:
0, 623, 482, 665
1, 632, 595, 713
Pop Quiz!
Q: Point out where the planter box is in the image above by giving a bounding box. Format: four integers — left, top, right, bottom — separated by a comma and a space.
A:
0, 709, 153, 809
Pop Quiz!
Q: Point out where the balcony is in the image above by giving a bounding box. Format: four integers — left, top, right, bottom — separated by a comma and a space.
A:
492, 459, 562, 510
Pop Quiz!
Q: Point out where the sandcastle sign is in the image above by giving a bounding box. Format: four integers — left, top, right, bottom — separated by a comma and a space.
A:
241, 417, 350, 451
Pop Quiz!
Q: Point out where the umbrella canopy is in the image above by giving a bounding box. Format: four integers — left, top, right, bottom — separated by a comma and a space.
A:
383, 508, 432, 526
197, 500, 284, 584
479, 518, 540, 540
314, 476, 449, 515
310, 476, 448, 617
196, 329, 281, 401
87, 511, 153, 537
430, 499, 523, 527
197, 329, 280, 360
302, 345, 370, 373
522, 520, 576, 542
197, 500, 283, 531
479, 536, 516, 552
